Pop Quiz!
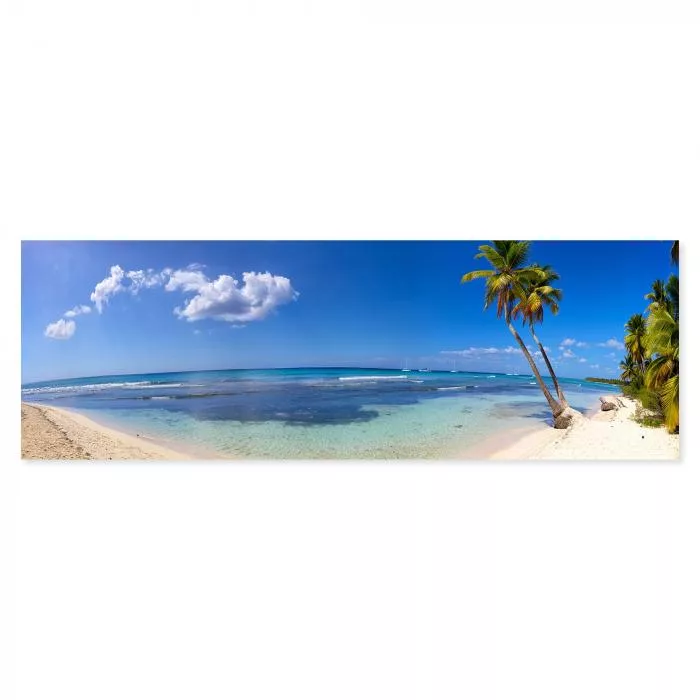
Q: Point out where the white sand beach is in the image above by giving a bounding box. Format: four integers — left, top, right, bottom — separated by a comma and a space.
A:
487, 396, 679, 460
23, 395, 679, 461
21, 403, 192, 460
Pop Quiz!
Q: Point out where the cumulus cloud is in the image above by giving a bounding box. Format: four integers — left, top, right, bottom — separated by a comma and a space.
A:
591, 364, 600, 369
599, 338, 624, 350
48, 262, 298, 338
45, 318, 76, 340
164, 268, 209, 293
64, 304, 91, 318
560, 338, 576, 347
561, 348, 576, 359
579, 358, 587, 363
126, 269, 167, 293
166, 269, 299, 323
90, 265, 126, 312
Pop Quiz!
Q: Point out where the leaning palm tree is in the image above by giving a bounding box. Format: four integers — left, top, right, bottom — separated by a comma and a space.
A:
512, 263, 568, 408
645, 306, 679, 433
619, 353, 638, 384
644, 279, 669, 314
461, 241, 575, 429
624, 313, 647, 372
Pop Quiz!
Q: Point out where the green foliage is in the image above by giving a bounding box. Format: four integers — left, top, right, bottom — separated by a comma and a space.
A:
624, 313, 647, 368
634, 414, 664, 428
585, 377, 627, 386
623, 383, 661, 413
461, 240, 563, 414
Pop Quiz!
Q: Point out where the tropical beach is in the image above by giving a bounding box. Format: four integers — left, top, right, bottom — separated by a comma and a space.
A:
22, 393, 679, 460
21, 239, 680, 460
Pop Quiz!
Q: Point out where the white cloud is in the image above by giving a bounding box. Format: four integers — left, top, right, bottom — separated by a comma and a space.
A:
441, 346, 520, 357
90, 265, 126, 312
126, 269, 166, 293
560, 338, 588, 350
599, 338, 624, 350
561, 348, 576, 359
579, 358, 587, 363
591, 364, 600, 369
64, 304, 91, 318
167, 269, 299, 323
164, 269, 209, 293
45, 318, 76, 340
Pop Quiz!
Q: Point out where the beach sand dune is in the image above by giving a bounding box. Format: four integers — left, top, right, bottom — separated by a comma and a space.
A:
21, 403, 191, 460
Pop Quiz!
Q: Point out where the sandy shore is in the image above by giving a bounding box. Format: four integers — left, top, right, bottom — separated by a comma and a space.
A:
488, 396, 679, 460
22, 396, 680, 462
21, 403, 192, 460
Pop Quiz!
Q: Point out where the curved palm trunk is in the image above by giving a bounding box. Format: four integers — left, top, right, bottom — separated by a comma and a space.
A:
506, 317, 563, 418
529, 324, 568, 408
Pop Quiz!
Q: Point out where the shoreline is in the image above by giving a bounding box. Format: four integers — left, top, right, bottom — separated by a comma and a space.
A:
22, 396, 679, 461
21, 403, 196, 460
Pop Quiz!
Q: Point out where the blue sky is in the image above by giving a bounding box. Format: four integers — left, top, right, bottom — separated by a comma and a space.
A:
21, 240, 675, 383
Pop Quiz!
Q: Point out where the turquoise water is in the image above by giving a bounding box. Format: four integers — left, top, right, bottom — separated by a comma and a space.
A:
22, 368, 616, 459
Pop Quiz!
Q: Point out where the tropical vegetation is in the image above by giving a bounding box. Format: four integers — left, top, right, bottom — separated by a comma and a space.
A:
619, 241, 679, 433
461, 241, 575, 428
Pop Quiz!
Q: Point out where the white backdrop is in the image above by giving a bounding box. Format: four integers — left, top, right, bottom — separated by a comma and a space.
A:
3, 4, 698, 699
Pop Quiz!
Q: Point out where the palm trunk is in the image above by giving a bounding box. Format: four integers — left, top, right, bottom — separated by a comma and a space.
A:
529, 324, 568, 408
506, 316, 563, 418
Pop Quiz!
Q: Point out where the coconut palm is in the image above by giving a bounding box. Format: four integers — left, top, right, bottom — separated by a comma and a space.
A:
666, 274, 679, 322
624, 313, 647, 371
619, 353, 638, 383
512, 263, 568, 408
644, 279, 669, 314
461, 241, 574, 428
645, 306, 679, 432
671, 240, 679, 266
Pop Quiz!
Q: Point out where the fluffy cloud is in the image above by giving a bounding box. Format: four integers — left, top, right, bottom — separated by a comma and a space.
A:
591, 364, 600, 369
561, 348, 576, 359
166, 269, 299, 323
579, 358, 587, 363
599, 338, 624, 350
49, 263, 298, 339
164, 268, 209, 293
126, 269, 167, 293
90, 265, 126, 312
45, 318, 76, 340
64, 304, 91, 318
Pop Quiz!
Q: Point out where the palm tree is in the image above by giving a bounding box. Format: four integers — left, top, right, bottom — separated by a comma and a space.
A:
644, 279, 668, 314
512, 263, 568, 408
624, 313, 647, 372
671, 240, 679, 266
666, 274, 679, 322
461, 241, 574, 428
645, 306, 679, 432
619, 353, 638, 383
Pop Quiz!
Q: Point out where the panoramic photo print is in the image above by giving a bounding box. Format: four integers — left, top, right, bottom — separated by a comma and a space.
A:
21, 240, 680, 460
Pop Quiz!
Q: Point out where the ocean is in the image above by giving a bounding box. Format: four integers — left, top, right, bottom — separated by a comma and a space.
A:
21, 368, 617, 459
